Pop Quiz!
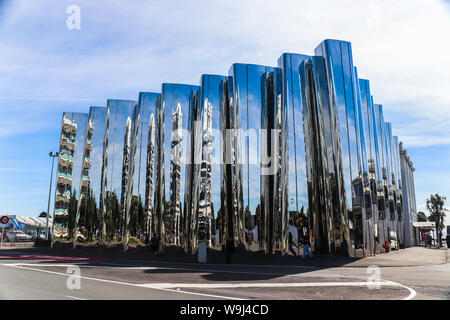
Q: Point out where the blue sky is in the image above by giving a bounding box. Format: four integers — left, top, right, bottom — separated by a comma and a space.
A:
0, 0, 449, 226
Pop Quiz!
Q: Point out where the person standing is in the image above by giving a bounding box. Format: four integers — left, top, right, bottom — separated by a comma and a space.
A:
302, 237, 313, 259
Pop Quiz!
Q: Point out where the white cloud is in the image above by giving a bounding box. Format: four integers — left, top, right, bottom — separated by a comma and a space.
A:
0, 0, 449, 146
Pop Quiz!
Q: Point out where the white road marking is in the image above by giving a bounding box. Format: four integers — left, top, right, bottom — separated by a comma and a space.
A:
0, 262, 417, 300
0, 263, 241, 300
66, 295, 87, 300
137, 281, 395, 289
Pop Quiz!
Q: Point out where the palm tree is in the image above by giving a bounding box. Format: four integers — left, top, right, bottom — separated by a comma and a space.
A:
426, 194, 448, 247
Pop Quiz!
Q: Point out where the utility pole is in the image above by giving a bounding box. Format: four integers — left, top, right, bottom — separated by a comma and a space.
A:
46, 151, 59, 242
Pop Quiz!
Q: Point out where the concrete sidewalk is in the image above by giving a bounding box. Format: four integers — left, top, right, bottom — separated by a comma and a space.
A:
343, 246, 447, 267
1, 244, 447, 268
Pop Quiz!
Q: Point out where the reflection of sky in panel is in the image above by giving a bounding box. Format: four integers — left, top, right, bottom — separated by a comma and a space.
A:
105, 99, 137, 198
354, 69, 368, 176
359, 80, 375, 173
277, 53, 309, 212
234, 64, 277, 213
289, 54, 309, 213
201, 75, 226, 218
229, 64, 248, 211
371, 102, 384, 182
70, 113, 88, 199
386, 123, 395, 186
324, 41, 352, 205
379, 106, 390, 178
86, 107, 106, 207
134, 93, 159, 200
393, 137, 402, 188
162, 84, 199, 210
341, 43, 360, 184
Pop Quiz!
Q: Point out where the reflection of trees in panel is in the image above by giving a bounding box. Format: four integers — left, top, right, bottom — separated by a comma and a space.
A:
120, 117, 132, 241
104, 191, 120, 241
199, 100, 213, 242
54, 113, 88, 242
167, 103, 182, 245
144, 114, 155, 237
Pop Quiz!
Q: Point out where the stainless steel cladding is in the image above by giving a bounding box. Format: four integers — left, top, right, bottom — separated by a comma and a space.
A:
315, 40, 366, 257
101, 99, 138, 247
158, 83, 200, 253
277, 53, 310, 254
53, 112, 88, 243
197, 75, 227, 250
74, 107, 106, 246
226, 63, 288, 254
128, 93, 160, 243
54, 38, 417, 257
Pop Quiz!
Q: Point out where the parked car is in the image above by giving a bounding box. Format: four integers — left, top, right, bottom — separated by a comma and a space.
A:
6, 230, 33, 242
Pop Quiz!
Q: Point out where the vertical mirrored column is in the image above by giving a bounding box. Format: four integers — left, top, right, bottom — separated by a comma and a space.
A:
101, 99, 138, 246
74, 107, 106, 247
127, 93, 160, 244
359, 79, 380, 255
159, 84, 199, 251
315, 40, 365, 257
198, 75, 227, 249
399, 142, 416, 247
261, 68, 288, 254
228, 63, 287, 253
393, 136, 403, 245
386, 123, 401, 248
353, 68, 373, 257
373, 104, 389, 251
299, 56, 335, 254
53, 112, 88, 244
278, 53, 310, 253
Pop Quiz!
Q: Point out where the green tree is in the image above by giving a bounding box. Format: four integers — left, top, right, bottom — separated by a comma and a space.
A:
244, 205, 252, 230
426, 194, 448, 247
417, 211, 427, 222
39, 211, 49, 218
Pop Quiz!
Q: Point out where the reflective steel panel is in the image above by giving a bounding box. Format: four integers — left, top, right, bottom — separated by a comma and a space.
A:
127, 93, 160, 243
393, 136, 404, 243
101, 99, 138, 246
353, 68, 373, 256
53, 112, 88, 243
373, 103, 389, 251
359, 79, 380, 255
277, 53, 310, 253
74, 107, 106, 246
315, 39, 366, 257
158, 83, 199, 252
299, 56, 334, 254
261, 68, 288, 254
198, 75, 227, 249
227, 63, 287, 254
386, 123, 401, 246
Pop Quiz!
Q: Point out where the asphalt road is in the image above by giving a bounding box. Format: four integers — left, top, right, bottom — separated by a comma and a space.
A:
0, 247, 448, 300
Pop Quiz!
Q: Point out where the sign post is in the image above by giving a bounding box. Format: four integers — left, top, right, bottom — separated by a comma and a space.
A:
0, 216, 9, 249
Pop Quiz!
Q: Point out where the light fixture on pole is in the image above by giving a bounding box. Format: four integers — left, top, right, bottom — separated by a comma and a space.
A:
46, 151, 59, 242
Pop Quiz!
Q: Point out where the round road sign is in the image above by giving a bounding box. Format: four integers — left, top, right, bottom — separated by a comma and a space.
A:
0, 216, 9, 225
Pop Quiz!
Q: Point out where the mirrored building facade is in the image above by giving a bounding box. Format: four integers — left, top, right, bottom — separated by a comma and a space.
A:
53, 39, 417, 257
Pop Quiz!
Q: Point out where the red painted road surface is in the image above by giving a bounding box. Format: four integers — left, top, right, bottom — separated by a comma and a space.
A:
0, 255, 105, 261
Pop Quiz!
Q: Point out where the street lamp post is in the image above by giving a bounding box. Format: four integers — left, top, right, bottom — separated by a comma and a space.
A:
46, 151, 59, 242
